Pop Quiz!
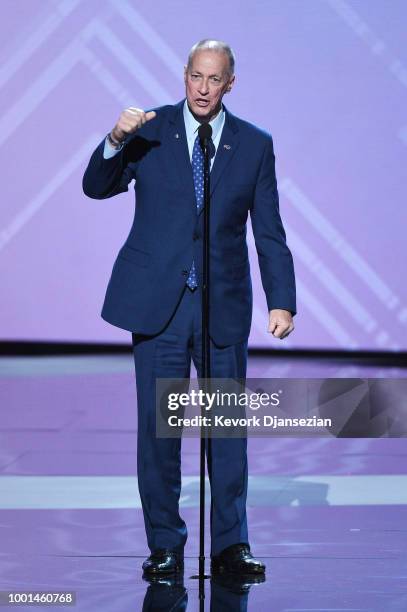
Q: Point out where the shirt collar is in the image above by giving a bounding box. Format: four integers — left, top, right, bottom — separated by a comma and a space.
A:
183, 99, 225, 142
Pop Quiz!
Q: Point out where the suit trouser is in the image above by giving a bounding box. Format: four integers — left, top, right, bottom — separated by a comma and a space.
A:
132, 285, 248, 556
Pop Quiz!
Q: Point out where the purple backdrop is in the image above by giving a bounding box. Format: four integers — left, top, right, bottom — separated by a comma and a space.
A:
1, 0, 406, 350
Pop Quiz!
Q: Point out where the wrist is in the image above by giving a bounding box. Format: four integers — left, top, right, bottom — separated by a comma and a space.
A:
107, 132, 123, 150
108, 130, 125, 149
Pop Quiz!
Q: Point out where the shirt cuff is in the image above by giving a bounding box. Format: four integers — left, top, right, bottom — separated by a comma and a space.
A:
103, 135, 124, 159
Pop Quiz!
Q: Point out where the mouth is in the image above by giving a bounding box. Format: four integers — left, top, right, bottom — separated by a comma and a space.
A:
195, 98, 209, 107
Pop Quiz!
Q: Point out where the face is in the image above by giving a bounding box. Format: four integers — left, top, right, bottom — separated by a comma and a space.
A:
184, 49, 235, 122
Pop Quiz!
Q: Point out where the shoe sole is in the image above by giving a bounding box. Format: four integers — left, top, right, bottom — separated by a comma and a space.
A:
142, 564, 184, 576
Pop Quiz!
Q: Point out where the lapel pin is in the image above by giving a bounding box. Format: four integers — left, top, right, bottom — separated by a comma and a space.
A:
223, 144, 231, 149
174, 133, 179, 139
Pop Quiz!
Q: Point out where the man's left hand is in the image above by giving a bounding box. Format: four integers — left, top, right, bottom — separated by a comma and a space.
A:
268, 309, 294, 339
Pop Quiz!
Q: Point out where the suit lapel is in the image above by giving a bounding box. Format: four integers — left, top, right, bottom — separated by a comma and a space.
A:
209, 109, 239, 197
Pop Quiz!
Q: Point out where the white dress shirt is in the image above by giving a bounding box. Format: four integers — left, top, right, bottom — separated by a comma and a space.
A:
182, 99, 225, 168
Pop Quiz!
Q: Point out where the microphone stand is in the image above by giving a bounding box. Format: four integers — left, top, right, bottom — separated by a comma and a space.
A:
190, 123, 212, 609
201, 124, 211, 569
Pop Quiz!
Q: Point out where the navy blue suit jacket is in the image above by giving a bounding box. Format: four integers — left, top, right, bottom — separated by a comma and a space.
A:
82, 99, 296, 346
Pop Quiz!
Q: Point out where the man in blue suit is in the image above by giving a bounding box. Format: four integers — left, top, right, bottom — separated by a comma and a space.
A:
83, 39, 296, 577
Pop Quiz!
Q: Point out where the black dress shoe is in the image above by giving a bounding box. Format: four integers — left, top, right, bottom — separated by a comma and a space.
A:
211, 543, 265, 575
142, 549, 184, 576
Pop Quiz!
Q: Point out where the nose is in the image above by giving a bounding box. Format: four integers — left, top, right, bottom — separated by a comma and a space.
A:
198, 79, 209, 95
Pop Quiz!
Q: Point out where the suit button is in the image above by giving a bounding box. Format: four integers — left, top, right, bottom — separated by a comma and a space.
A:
193, 232, 200, 241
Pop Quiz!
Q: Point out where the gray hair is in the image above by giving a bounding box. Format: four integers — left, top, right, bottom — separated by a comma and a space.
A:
187, 39, 235, 76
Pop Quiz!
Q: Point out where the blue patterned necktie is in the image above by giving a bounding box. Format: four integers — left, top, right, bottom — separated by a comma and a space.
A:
186, 134, 205, 289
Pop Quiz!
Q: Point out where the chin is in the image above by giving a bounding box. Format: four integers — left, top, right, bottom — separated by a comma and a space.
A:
194, 107, 213, 120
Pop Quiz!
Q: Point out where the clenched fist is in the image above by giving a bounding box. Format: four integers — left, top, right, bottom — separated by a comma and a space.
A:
268, 309, 294, 340
111, 107, 156, 143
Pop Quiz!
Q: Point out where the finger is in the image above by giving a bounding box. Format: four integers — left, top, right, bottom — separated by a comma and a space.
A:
119, 120, 137, 133
272, 322, 290, 338
123, 110, 146, 123
273, 327, 285, 338
279, 324, 295, 340
279, 329, 290, 339
124, 114, 147, 130
127, 107, 144, 114
123, 109, 146, 125
268, 320, 277, 333
133, 112, 148, 126
126, 109, 156, 122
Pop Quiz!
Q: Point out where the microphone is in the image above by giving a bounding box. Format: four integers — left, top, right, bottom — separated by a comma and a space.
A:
198, 123, 215, 158
198, 122, 212, 145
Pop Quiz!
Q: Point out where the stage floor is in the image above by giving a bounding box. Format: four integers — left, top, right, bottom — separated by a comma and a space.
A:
0, 353, 406, 611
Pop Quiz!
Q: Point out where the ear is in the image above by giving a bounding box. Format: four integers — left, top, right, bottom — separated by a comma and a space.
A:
226, 74, 235, 93
183, 64, 188, 84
